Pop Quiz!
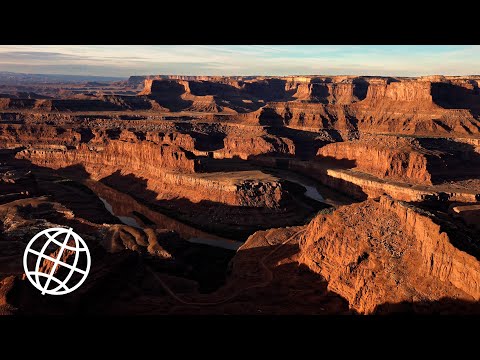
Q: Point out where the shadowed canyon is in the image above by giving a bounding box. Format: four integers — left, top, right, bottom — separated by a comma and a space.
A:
1, 74, 480, 315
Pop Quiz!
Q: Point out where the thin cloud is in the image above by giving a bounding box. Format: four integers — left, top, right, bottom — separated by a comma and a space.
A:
0, 45, 478, 77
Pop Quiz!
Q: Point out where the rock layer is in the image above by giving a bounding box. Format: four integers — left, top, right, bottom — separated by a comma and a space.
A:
0, 73, 479, 315
299, 196, 480, 313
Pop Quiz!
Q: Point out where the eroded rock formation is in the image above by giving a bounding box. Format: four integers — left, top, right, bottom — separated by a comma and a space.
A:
0, 73, 479, 315
299, 196, 480, 313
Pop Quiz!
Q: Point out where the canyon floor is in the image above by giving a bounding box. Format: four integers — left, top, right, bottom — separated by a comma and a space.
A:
1, 74, 480, 315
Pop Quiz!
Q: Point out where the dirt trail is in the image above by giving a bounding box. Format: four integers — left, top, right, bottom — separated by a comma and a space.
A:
146, 229, 306, 306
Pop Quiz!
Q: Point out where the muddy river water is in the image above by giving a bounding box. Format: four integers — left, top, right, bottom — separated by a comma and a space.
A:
86, 180, 245, 251
85, 171, 327, 252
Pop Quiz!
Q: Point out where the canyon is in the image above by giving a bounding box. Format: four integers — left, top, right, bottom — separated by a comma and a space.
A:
0, 74, 479, 315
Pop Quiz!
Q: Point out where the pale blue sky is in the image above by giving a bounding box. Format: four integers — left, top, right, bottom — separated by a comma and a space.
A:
0, 45, 478, 77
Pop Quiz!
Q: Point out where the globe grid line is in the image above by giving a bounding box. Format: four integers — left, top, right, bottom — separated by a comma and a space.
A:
23, 227, 91, 296
26, 272, 69, 290
50, 229, 84, 294
33, 228, 65, 292
42, 227, 72, 295
37, 232, 90, 252
26, 248, 87, 274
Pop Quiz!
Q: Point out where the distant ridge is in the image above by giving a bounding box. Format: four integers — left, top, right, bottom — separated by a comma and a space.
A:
0, 71, 126, 84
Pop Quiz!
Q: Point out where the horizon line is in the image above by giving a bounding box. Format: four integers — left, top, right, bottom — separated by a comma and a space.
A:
2, 70, 480, 79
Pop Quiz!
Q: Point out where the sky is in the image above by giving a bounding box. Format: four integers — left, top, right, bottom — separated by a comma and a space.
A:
0, 45, 478, 78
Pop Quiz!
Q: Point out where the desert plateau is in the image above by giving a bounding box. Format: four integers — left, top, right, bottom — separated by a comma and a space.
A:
1, 69, 479, 315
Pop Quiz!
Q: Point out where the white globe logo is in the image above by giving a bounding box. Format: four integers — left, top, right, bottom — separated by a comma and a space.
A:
23, 227, 91, 295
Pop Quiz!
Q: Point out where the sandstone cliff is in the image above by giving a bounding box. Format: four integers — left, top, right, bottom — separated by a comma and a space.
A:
13, 131, 290, 208
215, 135, 295, 160
16, 141, 198, 175
2, 75, 479, 137
363, 80, 433, 103
283, 158, 478, 203
0, 124, 84, 147
316, 135, 480, 186
242, 76, 480, 136
317, 136, 432, 185
299, 196, 480, 313
0, 97, 157, 112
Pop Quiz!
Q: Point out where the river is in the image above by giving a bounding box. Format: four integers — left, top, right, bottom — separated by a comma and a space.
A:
274, 172, 325, 202
88, 171, 325, 252
89, 181, 244, 251
301, 184, 324, 202
98, 197, 142, 229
